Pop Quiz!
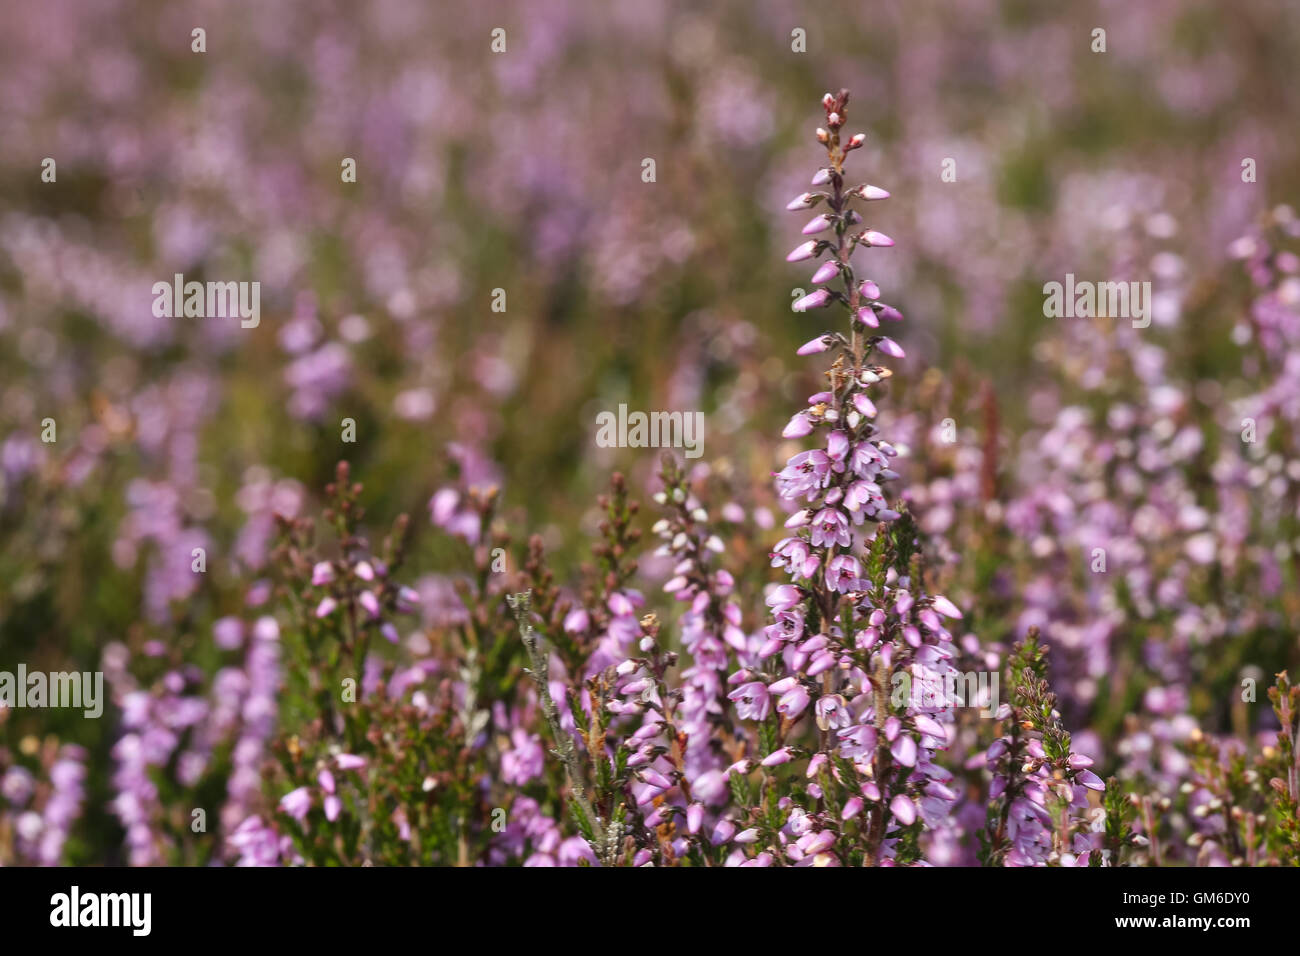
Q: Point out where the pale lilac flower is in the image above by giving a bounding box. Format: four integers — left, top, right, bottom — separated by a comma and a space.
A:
278, 786, 312, 823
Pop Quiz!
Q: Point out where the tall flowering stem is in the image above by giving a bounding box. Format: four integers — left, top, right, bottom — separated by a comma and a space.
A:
980, 630, 1104, 866
721, 91, 962, 866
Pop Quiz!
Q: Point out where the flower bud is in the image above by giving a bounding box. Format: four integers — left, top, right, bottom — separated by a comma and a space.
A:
811, 260, 839, 284
786, 240, 818, 262
801, 215, 833, 236
793, 289, 832, 311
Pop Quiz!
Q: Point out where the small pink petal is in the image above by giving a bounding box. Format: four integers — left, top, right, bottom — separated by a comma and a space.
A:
890, 794, 917, 826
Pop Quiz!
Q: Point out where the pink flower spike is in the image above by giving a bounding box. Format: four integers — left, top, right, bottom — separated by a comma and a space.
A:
863, 231, 894, 247
876, 337, 905, 358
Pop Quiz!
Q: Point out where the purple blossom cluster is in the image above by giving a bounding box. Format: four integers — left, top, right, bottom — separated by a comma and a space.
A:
3, 0, 1299, 870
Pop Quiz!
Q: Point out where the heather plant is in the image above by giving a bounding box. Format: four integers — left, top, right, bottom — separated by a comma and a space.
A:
979, 630, 1104, 867
4, 1, 1300, 875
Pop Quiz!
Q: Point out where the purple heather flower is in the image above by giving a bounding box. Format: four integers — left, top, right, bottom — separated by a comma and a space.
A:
826, 553, 863, 593
761, 748, 794, 767
728, 682, 772, 721
766, 584, 803, 613
861, 230, 894, 247
793, 289, 833, 311
852, 393, 877, 418
796, 337, 831, 358
278, 786, 312, 823
787, 240, 818, 262
811, 260, 839, 284
502, 730, 545, 786
815, 694, 852, 730
826, 430, 850, 464
931, 595, 963, 619
876, 337, 905, 358
890, 794, 917, 826
837, 724, 877, 759
854, 185, 890, 200
777, 684, 811, 719
563, 607, 590, 633
809, 508, 851, 548
1077, 770, 1105, 791
802, 215, 832, 236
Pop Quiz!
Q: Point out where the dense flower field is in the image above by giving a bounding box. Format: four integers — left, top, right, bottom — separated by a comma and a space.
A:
2, 0, 1299, 868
